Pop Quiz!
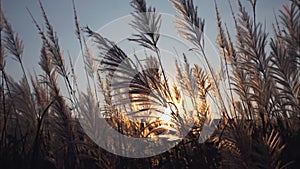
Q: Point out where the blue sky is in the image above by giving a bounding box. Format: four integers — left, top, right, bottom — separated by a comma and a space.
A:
2, 0, 287, 80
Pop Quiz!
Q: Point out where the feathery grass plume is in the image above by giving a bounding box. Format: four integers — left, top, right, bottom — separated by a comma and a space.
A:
72, 0, 81, 41
220, 124, 286, 169
214, 0, 239, 119
224, 0, 254, 120
32, 0, 63, 71
235, 0, 273, 133
1, 4, 42, 168
1, 12, 44, 168
269, 0, 300, 128
270, 38, 300, 118
214, 0, 228, 52
72, 0, 95, 93
29, 74, 56, 168
191, 64, 211, 138
83, 27, 169, 113
28, 1, 75, 103
44, 68, 79, 168
1, 4, 30, 89
83, 23, 185, 142
129, 0, 173, 100
170, 0, 229, 118
0, 0, 299, 168
213, 0, 299, 167
279, 1, 300, 57
0, 5, 28, 168
8, 77, 37, 140
29, 2, 81, 168
2, 14, 23, 63
172, 83, 180, 99
129, 0, 161, 51
217, 120, 252, 168
175, 54, 212, 142
279, 1, 300, 70
71, 0, 100, 115
170, 0, 205, 49
175, 54, 198, 110
192, 64, 211, 114
39, 45, 54, 79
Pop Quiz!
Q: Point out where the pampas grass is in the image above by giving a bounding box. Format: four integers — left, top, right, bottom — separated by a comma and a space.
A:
0, 0, 299, 168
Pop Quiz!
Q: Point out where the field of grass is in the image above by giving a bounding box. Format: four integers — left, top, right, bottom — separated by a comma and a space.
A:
0, 0, 299, 168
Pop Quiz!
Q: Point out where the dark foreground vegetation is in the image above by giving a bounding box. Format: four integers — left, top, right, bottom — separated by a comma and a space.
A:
0, 0, 300, 168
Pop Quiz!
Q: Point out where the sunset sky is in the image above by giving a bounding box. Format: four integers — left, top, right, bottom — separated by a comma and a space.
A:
2, 0, 286, 81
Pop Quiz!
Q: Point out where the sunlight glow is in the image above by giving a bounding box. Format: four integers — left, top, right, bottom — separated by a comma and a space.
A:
159, 107, 173, 122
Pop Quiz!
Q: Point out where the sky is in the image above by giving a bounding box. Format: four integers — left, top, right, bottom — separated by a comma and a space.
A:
1, 0, 288, 117
2, 0, 287, 80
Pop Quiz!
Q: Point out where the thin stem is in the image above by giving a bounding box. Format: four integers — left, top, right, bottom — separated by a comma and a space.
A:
76, 29, 91, 91
222, 48, 237, 118
155, 47, 173, 103
0, 72, 6, 146
198, 46, 229, 118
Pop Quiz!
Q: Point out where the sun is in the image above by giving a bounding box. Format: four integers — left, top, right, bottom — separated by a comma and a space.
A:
156, 102, 180, 124
158, 107, 173, 122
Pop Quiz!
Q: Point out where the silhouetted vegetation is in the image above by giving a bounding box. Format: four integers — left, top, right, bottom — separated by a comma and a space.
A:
0, 0, 299, 168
